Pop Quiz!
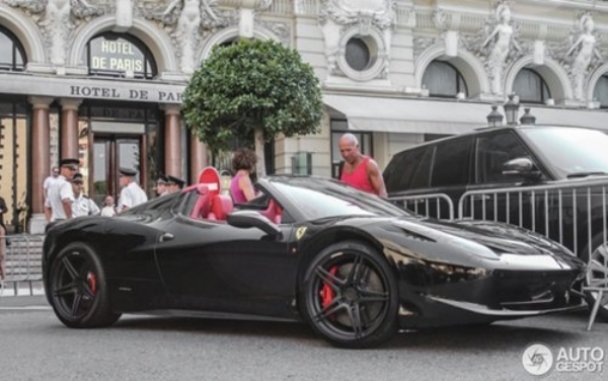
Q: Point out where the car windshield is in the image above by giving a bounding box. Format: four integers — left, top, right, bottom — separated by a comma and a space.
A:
269, 177, 410, 220
521, 127, 608, 179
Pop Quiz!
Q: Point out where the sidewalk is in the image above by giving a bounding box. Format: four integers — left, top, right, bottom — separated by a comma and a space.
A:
0, 281, 45, 297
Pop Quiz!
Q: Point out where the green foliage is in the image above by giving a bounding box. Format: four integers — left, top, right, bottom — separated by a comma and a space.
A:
182, 39, 323, 152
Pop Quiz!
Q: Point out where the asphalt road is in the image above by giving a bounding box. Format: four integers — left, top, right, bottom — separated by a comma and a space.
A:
0, 296, 607, 381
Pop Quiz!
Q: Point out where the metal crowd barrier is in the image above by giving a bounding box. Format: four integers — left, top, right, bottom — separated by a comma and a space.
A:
0, 234, 44, 297
388, 193, 454, 220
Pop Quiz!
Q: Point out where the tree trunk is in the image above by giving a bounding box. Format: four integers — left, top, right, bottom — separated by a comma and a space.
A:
254, 127, 266, 178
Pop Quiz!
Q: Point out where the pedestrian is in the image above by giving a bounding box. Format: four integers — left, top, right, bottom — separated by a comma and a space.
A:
0, 195, 7, 282
155, 174, 170, 197
338, 133, 387, 197
117, 167, 148, 213
47, 158, 79, 222
43, 166, 60, 222
100, 195, 116, 217
230, 148, 257, 203
166, 175, 185, 194
71, 173, 100, 217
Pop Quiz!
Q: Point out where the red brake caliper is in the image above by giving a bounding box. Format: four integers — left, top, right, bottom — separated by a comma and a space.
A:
86, 272, 97, 295
320, 266, 338, 309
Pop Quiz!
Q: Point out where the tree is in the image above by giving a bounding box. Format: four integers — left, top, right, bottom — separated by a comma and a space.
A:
182, 39, 323, 177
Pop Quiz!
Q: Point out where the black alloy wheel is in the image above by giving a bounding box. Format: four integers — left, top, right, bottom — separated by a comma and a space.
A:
49, 243, 120, 328
302, 240, 398, 348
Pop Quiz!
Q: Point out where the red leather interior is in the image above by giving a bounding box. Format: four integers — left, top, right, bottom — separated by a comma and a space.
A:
207, 194, 234, 221
189, 186, 211, 220
261, 199, 282, 224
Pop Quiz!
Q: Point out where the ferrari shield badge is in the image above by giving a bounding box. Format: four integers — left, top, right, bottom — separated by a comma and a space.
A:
295, 226, 307, 240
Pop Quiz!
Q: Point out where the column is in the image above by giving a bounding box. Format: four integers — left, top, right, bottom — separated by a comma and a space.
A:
190, 134, 209, 182
60, 98, 82, 160
163, 105, 182, 178
28, 96, 53, 234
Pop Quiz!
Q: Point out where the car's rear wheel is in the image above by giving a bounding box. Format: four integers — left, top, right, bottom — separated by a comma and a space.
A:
48, 243, 120, 328
301, 240, 398, 348
582, 236, 608, 322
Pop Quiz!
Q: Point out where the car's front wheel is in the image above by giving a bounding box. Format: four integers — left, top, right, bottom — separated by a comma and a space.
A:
48, 243, 120, 328
301, 240, 399, 348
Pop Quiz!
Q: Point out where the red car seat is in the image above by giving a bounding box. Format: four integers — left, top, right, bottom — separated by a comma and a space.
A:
189, 184, 211, 220
207, 194, 234, 221
261, 199, 282, 224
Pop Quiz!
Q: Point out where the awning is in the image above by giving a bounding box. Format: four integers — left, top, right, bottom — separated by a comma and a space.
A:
323, 94, 608, 134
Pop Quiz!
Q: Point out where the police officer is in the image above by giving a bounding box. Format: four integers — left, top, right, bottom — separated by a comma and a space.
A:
71, 173, 100, 217
47, 158, 79, 222
117, 167, 148, 213
166, 175, 185, 194
155, 174, 170, 197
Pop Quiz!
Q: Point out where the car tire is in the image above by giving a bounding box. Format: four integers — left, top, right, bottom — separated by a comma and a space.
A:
300, 240, 398, 348
581, 234, 608, 322
48, 243, 120, 328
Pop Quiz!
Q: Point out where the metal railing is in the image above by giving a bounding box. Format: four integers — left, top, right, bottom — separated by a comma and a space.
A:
0, 234, 44, 296
458, 179, 608, 258
388, 193, 454, 220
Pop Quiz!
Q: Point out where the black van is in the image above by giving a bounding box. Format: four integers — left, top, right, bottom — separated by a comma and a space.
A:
383, 125, 608, 318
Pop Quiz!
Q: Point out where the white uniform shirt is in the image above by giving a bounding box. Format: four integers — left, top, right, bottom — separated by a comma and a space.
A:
118, 182, 148, 212
100, 206, 116, 217
43, 175, 61, 207
72, 193, 101, 217
47, 176, 75, 221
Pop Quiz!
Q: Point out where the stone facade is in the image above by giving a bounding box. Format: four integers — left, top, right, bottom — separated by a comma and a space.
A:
0, 0, 607, 231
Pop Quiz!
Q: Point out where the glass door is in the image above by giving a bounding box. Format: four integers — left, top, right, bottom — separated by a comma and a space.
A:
92, 136, 143, 206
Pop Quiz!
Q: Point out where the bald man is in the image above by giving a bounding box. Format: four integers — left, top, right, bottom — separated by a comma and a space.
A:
338, 133, 387, 197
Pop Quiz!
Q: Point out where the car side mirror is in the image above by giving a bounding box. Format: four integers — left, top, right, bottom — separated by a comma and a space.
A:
502, 157, 542, 181
227, 210, 282, 238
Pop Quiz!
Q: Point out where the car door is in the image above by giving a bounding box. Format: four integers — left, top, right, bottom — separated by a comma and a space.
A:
154, 191, 296, 318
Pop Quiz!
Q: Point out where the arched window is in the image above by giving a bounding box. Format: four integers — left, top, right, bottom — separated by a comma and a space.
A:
593, 74, 608, 109
0, 25, 26, 71
513, 68, 550, 104
422, 60, 468, 98
85, 33, 157, 79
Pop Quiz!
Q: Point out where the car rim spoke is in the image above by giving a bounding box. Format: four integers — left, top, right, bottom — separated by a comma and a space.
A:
313, 298, 345, 322
62, 256, 79, 280
315, 266, 345, 291
71, 292, 83, 317
346, 303, 364, 338
589, 260, 608, 276
82, 281, 95, 299
347, 254, 365, 284
53, 282, 77, 297
358, 289, 389, 304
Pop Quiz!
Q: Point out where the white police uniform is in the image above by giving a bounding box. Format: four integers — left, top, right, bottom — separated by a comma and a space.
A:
118, 181, 148, 212
72, 193, 101, 217
47, 176, 74, 221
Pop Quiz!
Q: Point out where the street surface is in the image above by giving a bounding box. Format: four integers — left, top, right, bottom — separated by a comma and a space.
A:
0, 296, 607, 381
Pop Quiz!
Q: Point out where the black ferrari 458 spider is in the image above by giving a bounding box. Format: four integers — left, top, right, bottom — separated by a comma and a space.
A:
43, 172, 585, 348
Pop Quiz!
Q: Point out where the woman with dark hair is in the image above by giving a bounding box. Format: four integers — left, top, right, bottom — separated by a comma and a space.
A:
230, 148, 257, 203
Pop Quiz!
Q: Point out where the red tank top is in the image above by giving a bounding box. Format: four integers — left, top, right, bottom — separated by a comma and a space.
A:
340, 156, 376, 194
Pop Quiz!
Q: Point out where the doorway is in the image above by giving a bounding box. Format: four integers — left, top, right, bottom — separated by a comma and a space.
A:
92, 135, 146, 206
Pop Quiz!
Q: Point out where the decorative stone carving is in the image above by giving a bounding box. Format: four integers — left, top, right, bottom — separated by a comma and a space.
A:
319, 0, 396, 81
257, 20, 290, 45
481, 2, 521, 95
565, 13, 602, 101
7, 0, 104, 67
413, 36, 437, 60
144, 0, 235, 75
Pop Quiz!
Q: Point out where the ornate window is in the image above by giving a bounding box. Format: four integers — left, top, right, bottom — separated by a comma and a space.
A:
422, 61, 468, 98
336, 27, 387, 82
85, 33, 157, 79
513, 68, 551, 104
593, 74, 608, 109
0, 25, 26, 71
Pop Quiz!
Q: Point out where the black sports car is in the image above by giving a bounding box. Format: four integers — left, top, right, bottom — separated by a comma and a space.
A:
43, 174, 585, 348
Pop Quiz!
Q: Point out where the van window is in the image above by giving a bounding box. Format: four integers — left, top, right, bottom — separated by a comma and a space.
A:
475, 131, 532, 183
431, 137, 473, 187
